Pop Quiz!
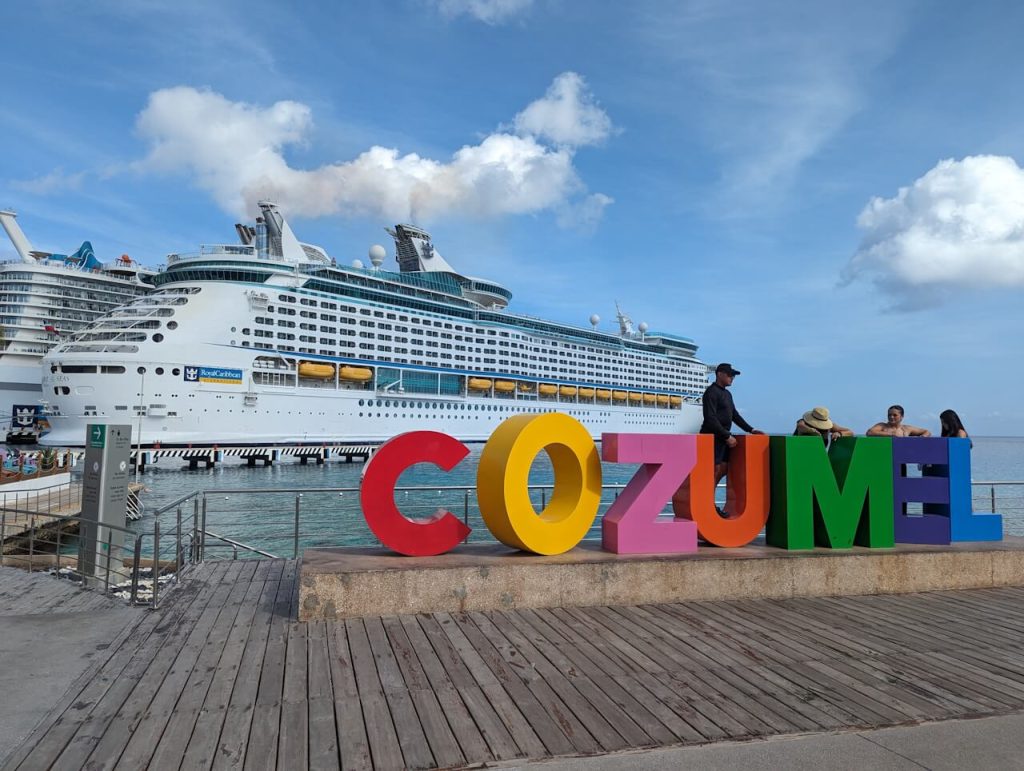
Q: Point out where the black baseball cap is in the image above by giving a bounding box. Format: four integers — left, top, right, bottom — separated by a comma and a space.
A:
716, 362, 741, 376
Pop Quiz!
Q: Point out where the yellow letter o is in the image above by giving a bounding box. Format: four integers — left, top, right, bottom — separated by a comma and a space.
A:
477, 413, 602, 555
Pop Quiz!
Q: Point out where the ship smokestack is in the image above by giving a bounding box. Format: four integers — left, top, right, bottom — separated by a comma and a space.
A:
0, 209, 37, 264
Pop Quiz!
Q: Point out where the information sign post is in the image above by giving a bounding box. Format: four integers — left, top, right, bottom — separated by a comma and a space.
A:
79, 424, 132, 581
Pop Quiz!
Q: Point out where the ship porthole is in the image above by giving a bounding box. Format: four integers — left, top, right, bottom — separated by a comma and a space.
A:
137, 367, 147, 374
153, 333, 164, 342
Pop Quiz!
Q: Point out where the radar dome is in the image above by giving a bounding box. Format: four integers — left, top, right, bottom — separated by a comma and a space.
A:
352, 259, 364, 269
589, 314, 600, 327
638, 322, 649, 333
368, 244, 386, 267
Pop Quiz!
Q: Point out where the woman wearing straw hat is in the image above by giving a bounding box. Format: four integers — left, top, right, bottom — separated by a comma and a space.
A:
795, 406, 853, 445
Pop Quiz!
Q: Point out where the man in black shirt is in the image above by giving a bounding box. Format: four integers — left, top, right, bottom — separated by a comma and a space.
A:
700, 362, 763, 489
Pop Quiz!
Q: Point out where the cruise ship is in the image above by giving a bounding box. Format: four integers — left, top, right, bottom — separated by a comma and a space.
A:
0, 210, 155, 439
40, 202, 708, 447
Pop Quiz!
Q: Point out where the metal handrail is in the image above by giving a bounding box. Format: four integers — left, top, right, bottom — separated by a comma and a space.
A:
200, 529, 280, 559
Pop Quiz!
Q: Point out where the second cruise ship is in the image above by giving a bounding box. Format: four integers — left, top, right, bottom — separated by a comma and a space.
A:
41, 203, 707, 447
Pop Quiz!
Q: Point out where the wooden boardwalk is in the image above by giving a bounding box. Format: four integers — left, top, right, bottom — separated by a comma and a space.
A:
8, 559, 1024, 769
0, 565, 123, 615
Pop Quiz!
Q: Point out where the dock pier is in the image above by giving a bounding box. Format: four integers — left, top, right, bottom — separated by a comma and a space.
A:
6, 553, 1024, 769
129, 444, 374, 472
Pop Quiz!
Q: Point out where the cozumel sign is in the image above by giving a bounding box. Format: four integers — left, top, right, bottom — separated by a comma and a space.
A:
359, 413, 1002, 557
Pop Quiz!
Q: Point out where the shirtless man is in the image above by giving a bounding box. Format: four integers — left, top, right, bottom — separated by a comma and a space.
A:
866, 404, 931, 437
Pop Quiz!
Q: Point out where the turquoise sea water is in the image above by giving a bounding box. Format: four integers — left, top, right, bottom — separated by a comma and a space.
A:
132, 436, 1024, 557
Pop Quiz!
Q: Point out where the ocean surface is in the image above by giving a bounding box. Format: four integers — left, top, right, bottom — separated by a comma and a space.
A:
128, 436, 1024, 558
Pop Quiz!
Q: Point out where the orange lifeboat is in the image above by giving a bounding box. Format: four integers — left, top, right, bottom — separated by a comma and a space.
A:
596, 389, 612, 400
468, 378, 493, 391
559, 386, 577, 398
538, 384, 557, 396
299, 362, 336, 379
339, 366, 373, 382
494, 380, 516, 393
578, 387, 595, 399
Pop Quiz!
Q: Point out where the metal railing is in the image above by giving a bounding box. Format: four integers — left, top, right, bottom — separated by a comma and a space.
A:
0, 479, 81, 518
5, 478, 1021, 610
144, 479, 1024, 565
0, 507, 177, 605
1, 484, 193, 609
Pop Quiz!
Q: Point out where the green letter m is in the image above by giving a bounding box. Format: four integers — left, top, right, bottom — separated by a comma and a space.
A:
767, 436, 894, 550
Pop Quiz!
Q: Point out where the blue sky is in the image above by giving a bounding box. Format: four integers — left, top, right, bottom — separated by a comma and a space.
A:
3, 0, 1024, 435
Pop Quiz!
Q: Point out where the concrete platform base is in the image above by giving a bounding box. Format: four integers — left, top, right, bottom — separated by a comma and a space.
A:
298, 536, 1024, 620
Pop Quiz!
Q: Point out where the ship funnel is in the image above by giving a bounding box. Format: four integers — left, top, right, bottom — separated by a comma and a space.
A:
0, 209, 37, 264
256, 200, 307, 263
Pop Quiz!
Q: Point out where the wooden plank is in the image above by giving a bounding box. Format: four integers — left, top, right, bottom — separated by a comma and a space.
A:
181, 560, 284, 770
326, 621, 372, 771
213, 560, 291, 771
345, 617, 405, 770
105, 562, 248, 770
243, 561, 298, 771
436, 612, 548, 757
798, 659, 925, 723
556, 606, 740, 740
132, 560, 260, 770
509, 609, 655, 748
518, 608, 683, 746
382, 616, 466, 769
306, 620, 339, 771
579, 605, 780, 736
275, 616, 309, 771
465, 611, 601, 755
448, 612, 574, 758
45, 562, 235, 771
417, 614, 522, 761
364, 616, 435, 770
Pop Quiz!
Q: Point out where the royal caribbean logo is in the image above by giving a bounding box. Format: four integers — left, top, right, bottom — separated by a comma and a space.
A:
184, 365, 243, 385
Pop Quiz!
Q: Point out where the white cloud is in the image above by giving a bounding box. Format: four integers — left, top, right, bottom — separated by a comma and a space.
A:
637, 2, 907, 206
434, 0, 533, 25
513, 72, 613, 147
843, 155, 1024, 309
557, 193, 614, 232
12, 168, 86, 195
132, 76, 612, 226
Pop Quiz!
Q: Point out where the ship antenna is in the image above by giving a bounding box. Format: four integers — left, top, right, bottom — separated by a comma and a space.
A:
614, 301, 635, 337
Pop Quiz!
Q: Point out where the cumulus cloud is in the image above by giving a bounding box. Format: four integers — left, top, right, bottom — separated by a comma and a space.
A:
434, 0, 533, 25
843, 155, 1024, 309
132, 76, 612, 226
513, 72, 613, 147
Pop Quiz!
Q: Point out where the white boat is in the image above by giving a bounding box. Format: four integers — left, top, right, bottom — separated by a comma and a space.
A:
40, 202, 707, 447
0, 210, 155, 439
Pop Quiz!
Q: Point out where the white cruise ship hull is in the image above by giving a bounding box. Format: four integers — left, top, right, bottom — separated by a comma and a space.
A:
42, 369, 702, 446
41, 205, 709, 448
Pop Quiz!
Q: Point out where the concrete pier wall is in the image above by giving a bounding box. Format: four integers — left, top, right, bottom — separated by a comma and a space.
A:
299, 537, 1024, 620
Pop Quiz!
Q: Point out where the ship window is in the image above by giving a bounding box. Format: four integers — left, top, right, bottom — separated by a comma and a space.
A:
61, 365, 97, 374
167, 321, 178, 329
137, 366, 147, 374
153, 333, 164, 342
101, 366, 126, 374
